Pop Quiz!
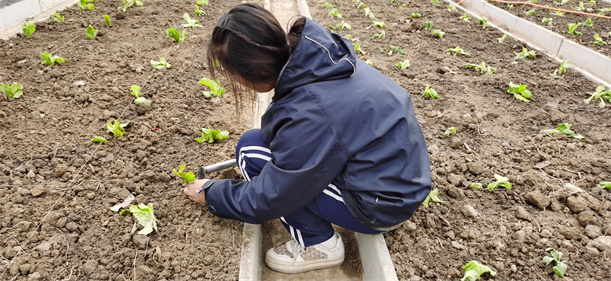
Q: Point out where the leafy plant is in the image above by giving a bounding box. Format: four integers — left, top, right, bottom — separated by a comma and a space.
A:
423, 85, 439, 99
196, 128, 229, 144
321, 2, 334, 8
461, 261, 496, 281
106, 120, 128, 137
173, 165, 196, 183
583, 85, 611, 107
553, 10, 566, 16
410, 13, 422, 18
22, 23, 35, 38
328, 8, 342, 18
567, 23, 582, 36
592, 34, 606, 45
553, 60, 570, 76
130, 84, 151, 105
514, 47, 536, 59
469, 183, 483, 189
167, 28, 187, 43
443, 127, 456, 137
431, 0, 441, 4
86, 25, 98, 40
199, 78, 225, 98
354, 42, 365, 55
466, 62, 496, 75
40, 51, 66, 66
381, 45, 405, 56
600, 182, 611, 190
542, 17, 553, 25
583, 18, 594, 28
52, 13, 65, 23
508, 82, 533, 103
541, 123, 586, 139
498, 33, 508, 43
193, 4, 204, 16
396, 59, 410, 70
431, 30, 445, 39
371, 30, 385, 39
461, 13, 471, 21
575, 1, 586, 11
525, 9, 536, 15
448, 4, 457, 12
357, 3, 367, 9
367, 21, 386, 29
363, 7, 376, 19
543, 248, 567, 278
78, 0, 94, 10
421, 188, 443, 207
487, 174, 512, 191
446, 46, 469, 56
182, 13, 203, 28
424, 21, 433, 30
338, 20, 352, 30
91, 136, 107, 143
150, 57, 171, 69
478, 17, 488, 28
196, 0, 208, 4
104, 14, 112, 27
118, 0, 143, 13
1, 82, 24, 99
121, 203, 158, 235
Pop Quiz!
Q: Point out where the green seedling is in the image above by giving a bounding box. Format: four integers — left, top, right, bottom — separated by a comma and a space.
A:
583, 85, 611, 107
542, 17, 553, 25
508, 82, 533, 103
118, 0, 143, 13
461, 13, 471, 21
182, 13, 203, 28
196, 0, 208, 4
40, 51, 66, 66
424, 21, 433, 30
443, 127, 456, 137
104, 15, 111, 27
173, 165, 196, 183
91, 136, 107, 143
525, 9, 536, 15
466, 62, 496, 75
543, 248, 567, 278
22, 23, 35, 38
498, 33, 508, 43
86, 25, 98, 40
423, 85, 439, 99
431, 30, 445, 39
150, 57, 171, 69
461, 261, 496, 281
478, 17, 488, 28
575, 1, 586, 11
371, 30, 385, 39
487, 174, 512, 191
193, 4, 204, 16
592, 34, 606, 45
363, 7, 376, 20
583, 18, 594, 28
410, 13, 422, 18
567, 23, 582, 36
130, 84, 151, 105
541, 123, 586, 139
365, 60, 373, 66
321, 2, 334, 8
553, 0, 570, 4
514, 47, 536, 59
120, 203, 158, 235
338, 20, 351, 30
167, 28, 187, 43
52, 13, 65, 23
106, 120, 128, 137
446, 46, 470, 56
381, 45, 405, 56
367, 21, 386, 29
399, 4, 406, 8
78, 0, 94, 10
469, 183, 483, 189
599, 8, 611, 15
431, 0, 441, 4
448, 4, 458, 12
199, 78, 225, 98
600, 182, 611, 189
354, 42, 365, 55
357, 3, 366, 9
196, 128, 229, 144
328, 8, 342, 18
421, 188, 443, 207
553, 60, 570, 76
553, 10, 566, 16
396, 59, 410, 70
1, 82, 24, 99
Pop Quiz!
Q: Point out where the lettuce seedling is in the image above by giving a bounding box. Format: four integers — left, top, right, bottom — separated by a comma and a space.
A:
423, 85, 440, 99
487, 174, 512, 191
498, 33, 508, 43
338, 20, 352, 30
424, 21, 433, 30
78, 0, 94, 10
448, 4, 458, 12
431, 0, 441, 4
199, 78, 225, 98
130, 84, 151, 105
461, 261, 496, 281
446, 46, 469, 56
443, 127, 456, 137
583, 18, 594, 28
553, 60, 570, 76
40, 51, 66, 66
196, 0, 208, 4
354, 42, 365, 55
52, 13, 65, 23
321, 2, 334, 8
118, 0, 143, 13
508, 82, 533, 102
121, 203, 158, 235
583, 85, 611, 107
22, 23, 35, 38
525, 9, 536, 16
567, 23, 582, 36
514, 47, 536, 59
431, 30, 445, 39
478, 18, 488, 29
150, 57, 171, 69
91, 136, 107, 143
1, 82, 24, 99
543, 248, 567, 278
104, 15, 112, 27
193, 5, 204, 16
542, 123, 586, 139
357, 3, 366, 9
371, 31, 385, 39
466, 62, 496, 75
167, 28, 187, 43
328, 8, 342, 18
396, 59, 410, 70
592, 34, 606, 45
575, 1, 586, 11
106, 120, 128, 137
469, 183, 483, 189
600, 182, 611, 190
542, 17, 553, 25
421, 188, 443, 207
182, 13, 203, 28
86, 26, 98, 40
364, 7, 376, 20
173, 165, 196, 183
461, 13, 471, 21
411, 13, 422, 18
381, 45, 405, 56
196, 128, 229, 144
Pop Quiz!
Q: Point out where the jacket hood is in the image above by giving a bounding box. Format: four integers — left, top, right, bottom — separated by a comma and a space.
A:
274, 18, 357, 101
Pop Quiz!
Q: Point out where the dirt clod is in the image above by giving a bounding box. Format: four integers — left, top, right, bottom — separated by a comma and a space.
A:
524, 191, 551, 210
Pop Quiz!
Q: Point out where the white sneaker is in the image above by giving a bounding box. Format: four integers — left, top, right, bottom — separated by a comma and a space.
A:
265, 232, 345, 274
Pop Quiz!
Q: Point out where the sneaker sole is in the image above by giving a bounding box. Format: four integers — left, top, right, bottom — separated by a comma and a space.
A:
265, 256, 345, 274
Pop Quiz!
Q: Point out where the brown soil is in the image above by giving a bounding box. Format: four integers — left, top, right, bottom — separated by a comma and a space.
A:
486, 0, 611, 57
1, 0, 610, 281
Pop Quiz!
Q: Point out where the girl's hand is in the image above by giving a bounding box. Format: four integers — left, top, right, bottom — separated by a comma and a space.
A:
183, 179, 209, 205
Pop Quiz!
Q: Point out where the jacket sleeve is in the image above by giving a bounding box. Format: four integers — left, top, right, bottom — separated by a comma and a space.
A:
204, 95, 347, 224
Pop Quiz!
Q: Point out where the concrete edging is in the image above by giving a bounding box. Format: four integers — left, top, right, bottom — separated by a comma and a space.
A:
449, 0, 611, 86
0, 0, 79, 40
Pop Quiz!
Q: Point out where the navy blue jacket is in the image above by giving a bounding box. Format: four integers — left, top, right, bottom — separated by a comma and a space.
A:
205, 18, 431, 230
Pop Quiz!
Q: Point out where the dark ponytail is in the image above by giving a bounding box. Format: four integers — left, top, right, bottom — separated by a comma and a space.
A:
207, 4, 305, 115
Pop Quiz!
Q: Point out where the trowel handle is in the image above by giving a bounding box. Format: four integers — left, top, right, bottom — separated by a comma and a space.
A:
197, 166, 207, 179
197, 159, 237, 179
